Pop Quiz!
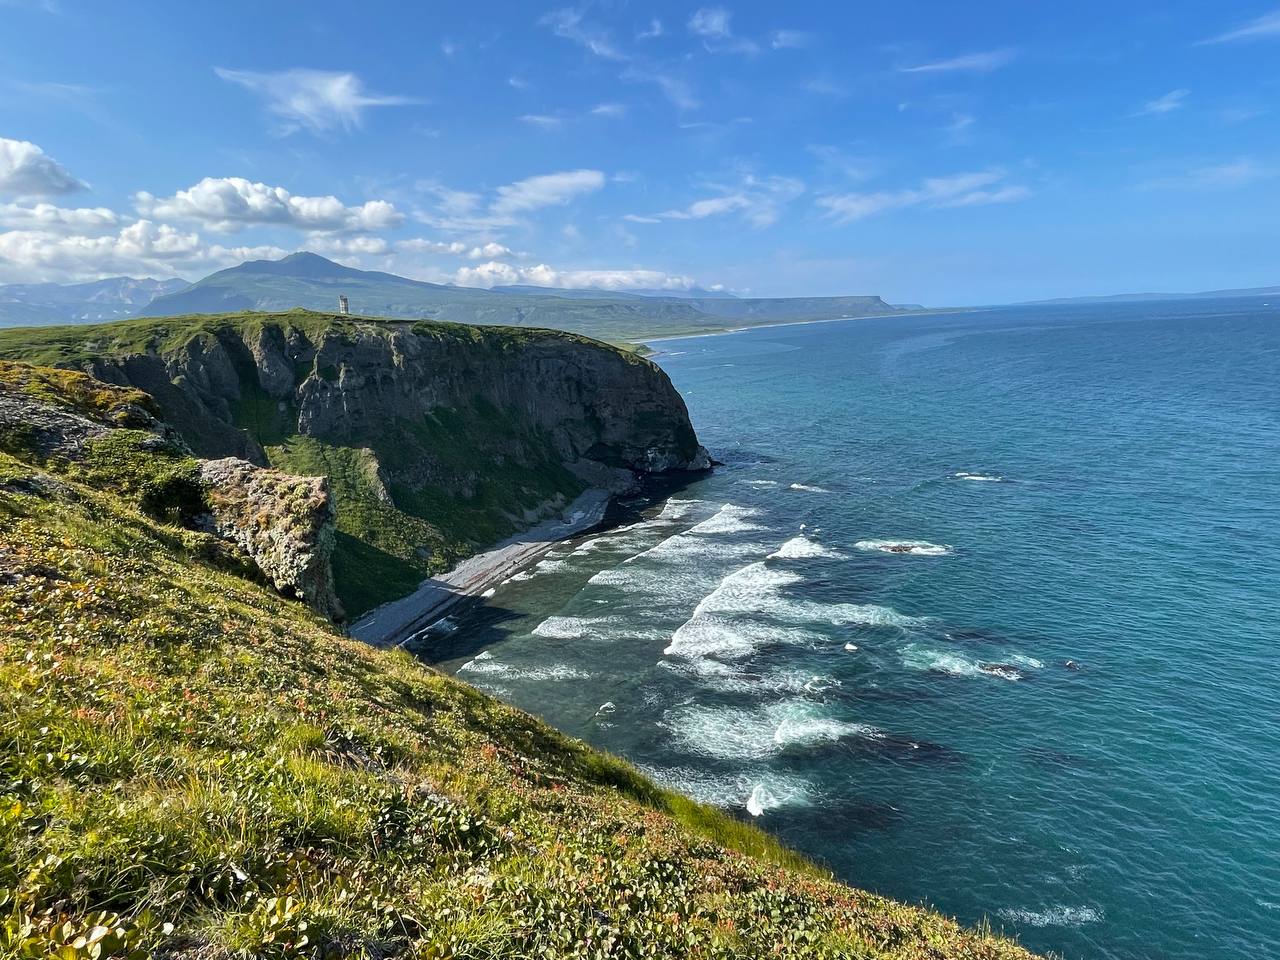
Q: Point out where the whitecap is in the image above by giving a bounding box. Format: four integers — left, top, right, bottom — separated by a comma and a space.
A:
458, 651, 588, 681
996, 905, 1102, 928
903, 645, 1025, 681
855, 539, 953, 557
954, 471, 1004, 482
665, 562, 808, 658
788, 482, 832, 493
665, 701, 881, 761
741, 479, 780, 487
532, 615, 606, 640
768, 535, 843, 560
745, 778, 812, 816
688, 503, 765, 535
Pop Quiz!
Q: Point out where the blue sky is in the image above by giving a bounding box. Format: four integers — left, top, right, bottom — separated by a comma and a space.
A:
1, 1, 1278, 304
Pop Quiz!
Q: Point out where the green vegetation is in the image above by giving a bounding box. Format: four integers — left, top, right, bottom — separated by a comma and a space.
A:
0, 366, 1038, 959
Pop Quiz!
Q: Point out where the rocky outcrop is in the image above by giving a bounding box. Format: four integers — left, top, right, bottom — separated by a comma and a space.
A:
198, 458, 342, 621
82, 318, 711, 482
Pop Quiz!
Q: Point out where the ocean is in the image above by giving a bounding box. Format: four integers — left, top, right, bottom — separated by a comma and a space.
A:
428, 297, 1280, 959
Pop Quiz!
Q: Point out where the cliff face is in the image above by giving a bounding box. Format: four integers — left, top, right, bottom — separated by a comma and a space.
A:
4, 312, 709, 615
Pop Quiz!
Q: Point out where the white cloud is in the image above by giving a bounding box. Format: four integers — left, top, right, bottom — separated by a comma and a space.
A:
1139, 158, 1272, 190
591, 102, 628, 117
0, 219, 202, 281
899, 49, 1016, 74
1201, 9, 1280, 43
520, 113, 565, 130
454, 259, 696, 291
819, 170, 1030, 223
468, 241, 513, 260
1135, 89, 1189, 116
637, 19, 663, 40
688, 7, 732, 39
687, 7, 758, 54
622, 65, 699, 109
0, 201, 118, 232
0, 137, 85, 197
306, 234, 390, 257
770, 30, 810, 49
490, 169, 605, 217
397, 238, 468, 255
540, 8, 625, 61
629, 174, 804, 228
214, 68, 416, 135
135, 177, 401, 233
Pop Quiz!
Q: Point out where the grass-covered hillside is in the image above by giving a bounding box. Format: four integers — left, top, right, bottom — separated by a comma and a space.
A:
0, 310, 700, 618
0, 361, 1039, 958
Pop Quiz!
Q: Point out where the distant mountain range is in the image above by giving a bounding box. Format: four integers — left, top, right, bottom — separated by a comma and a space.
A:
0, 276, 189, 326
132, 252, 906, 341
1025, 284, 1280, 305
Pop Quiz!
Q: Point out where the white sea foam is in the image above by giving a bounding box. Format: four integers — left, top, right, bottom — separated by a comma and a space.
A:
660, 659, 838, 696
745, 778, 813, 816
688, 503, 764, 535
741, 479, 780, 487
665, 701, 881, 761
768, 535, 843, 560
855, 539, 954, 557
996, 905, 1102, 928
954, 471, 1004, 482
796, 601, 928, 628
531, 615, 606, 640
480, 587, 496, 599
903, 645, 1029, 680
789, 482, 832, 493
665, 562, 808, 658
458, 651, 589, 681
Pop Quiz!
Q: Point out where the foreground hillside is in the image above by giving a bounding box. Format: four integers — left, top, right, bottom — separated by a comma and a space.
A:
0, 310, 709, 617
0, 362, 1038, 958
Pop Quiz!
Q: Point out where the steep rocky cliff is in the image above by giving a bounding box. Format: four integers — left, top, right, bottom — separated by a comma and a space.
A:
0, 311, 710, 615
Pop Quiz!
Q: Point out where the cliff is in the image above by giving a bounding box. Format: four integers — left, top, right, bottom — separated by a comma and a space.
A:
0, 310, 710, 616
0, 364, 1038, 959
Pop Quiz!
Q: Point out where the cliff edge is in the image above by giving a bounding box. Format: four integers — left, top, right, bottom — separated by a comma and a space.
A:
0, 310, 710, 616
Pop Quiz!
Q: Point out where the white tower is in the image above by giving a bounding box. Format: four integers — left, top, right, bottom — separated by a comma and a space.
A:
338, 295, 349, 316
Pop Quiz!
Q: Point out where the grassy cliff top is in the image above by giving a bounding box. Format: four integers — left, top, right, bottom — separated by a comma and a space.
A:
0, 309, 649, 370
0, 363, 1038, 958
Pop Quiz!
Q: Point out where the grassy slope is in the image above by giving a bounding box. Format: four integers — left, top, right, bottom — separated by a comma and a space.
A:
0, 366, 1039, 960
0, 312, 638, 617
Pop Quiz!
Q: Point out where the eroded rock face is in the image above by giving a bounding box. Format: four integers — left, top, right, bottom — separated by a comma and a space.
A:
198, 457, 342, 622
84, 321, 711, 483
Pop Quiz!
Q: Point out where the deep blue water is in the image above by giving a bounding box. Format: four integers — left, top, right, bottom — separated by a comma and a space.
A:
433, 298, 1280, 959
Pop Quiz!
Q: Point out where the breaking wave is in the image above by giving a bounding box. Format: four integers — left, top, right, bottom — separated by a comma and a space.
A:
996, 905, 1102, 928
768, 535, 843, 560
458, 651, 589, 681
855, 539, 954, 557
954, 471, 1005, 482
665, 701, 882, 761
789, 482, 831, 493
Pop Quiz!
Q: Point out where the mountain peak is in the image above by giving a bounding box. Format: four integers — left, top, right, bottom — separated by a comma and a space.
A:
235, 251, 360, 280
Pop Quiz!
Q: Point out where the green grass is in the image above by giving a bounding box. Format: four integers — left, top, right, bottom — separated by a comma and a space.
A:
0, 426, 1039, 959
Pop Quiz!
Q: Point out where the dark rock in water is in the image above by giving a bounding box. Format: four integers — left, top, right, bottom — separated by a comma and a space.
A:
1064, 659, 1082, 671
884, 544, 916, 554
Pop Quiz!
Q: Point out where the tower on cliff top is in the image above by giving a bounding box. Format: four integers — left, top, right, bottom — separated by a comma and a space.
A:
338, 295, 349, 316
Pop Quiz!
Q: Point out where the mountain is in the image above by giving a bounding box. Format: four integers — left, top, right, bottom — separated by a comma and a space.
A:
139, 252, 911, 341
1026, 284, 1280, 305
0, 350, 1036, 960
0, 309, 709, 618
0, 275, 189, 326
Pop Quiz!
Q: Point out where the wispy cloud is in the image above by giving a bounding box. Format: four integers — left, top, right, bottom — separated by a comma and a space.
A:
899, 48, 1016, 74
540, 8, 625, 60
590, 102, 627, 117
819, 170, 1030, 223
687, 6, 758, 53
1134, 88, 1189, 116
770, 30, 811, 50
637, 18, 663, 40
627, 174, 804, 229
1139, 158, 1272, 190
519, 113, 566, 130
0, 137, 86, 197
1200, 8, 1280, 44
417, 169, 606, 233
491, 169, 605, 216
622, 65, 699, 109
215, 68, 417, 135
453, 260, 696, 292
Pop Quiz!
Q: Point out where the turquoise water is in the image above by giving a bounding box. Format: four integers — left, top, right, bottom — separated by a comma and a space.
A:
431, 299, 1280, 959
